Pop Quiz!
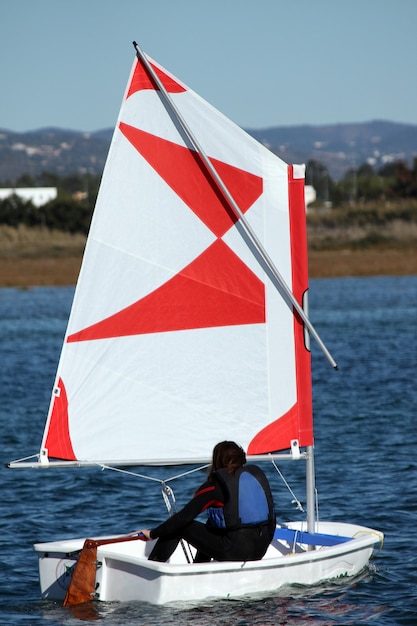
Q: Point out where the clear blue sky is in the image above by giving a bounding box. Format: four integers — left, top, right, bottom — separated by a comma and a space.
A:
2, 0, 417, 133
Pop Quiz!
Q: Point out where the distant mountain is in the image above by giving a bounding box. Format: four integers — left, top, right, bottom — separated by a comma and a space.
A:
0, 127, 110, 183
249, 120, 417, 180
0, 121, 415, 182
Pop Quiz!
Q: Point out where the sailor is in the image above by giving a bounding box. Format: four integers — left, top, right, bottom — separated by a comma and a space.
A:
137, 440, 276, 563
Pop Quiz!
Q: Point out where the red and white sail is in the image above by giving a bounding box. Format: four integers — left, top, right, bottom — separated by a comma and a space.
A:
40, 54, 312, 465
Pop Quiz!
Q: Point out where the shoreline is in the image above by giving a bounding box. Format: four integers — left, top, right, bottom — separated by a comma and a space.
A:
0, 247, 416, 288
308, 247, 417, 278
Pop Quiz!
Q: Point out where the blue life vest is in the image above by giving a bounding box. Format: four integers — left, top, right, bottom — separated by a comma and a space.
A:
207, 464, 275, 530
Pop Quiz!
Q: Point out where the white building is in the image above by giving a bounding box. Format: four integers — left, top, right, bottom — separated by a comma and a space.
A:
304, 185, 316, 207
1, 185, 314, 210
0, 187, 57, 207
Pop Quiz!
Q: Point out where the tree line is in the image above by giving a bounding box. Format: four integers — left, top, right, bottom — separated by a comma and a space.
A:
0, 172, 100, 234
0, 158, 416, 234
307, 157, 417, 206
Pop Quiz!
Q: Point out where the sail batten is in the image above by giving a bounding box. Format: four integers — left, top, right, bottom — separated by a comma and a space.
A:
37, 50, 316, 464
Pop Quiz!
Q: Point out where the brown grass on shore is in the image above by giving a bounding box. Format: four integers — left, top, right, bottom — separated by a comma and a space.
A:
0, 225, 416, 288
0, 255, 83, 287
308, 247, 417, 278
2, 247, 416, 288
0, 225, 86, 288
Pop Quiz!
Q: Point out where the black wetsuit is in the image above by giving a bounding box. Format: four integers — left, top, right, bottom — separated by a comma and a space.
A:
148, 465, 275, 563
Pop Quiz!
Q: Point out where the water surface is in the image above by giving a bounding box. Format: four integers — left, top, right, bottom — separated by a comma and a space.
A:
1, 276, 416, 624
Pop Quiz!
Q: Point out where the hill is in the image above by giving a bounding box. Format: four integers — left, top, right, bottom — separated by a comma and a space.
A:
0, 121, 415, 182
248, 120, 417, 180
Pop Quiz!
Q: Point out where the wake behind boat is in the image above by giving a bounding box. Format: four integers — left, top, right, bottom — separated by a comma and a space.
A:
8, 41, 383, 605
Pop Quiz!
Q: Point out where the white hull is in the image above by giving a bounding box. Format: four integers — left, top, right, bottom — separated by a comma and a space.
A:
34, 521, 382, 605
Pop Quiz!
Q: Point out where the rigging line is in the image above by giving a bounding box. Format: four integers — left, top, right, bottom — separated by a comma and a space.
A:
97, 463, 209, 484
162, 482, 174, 514
271, 458, 304, 513
97, 464, 164, 483
7, 453, 39, 465
162, 464, 210, 483
99, 466, 194, 562
162, 483, 193, 563
132, 41, 337, 371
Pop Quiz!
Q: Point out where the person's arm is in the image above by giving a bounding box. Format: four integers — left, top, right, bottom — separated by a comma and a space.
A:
145, 480, 224, 540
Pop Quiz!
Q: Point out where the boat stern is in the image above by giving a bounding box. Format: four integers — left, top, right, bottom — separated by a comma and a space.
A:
34, 538, 85, 600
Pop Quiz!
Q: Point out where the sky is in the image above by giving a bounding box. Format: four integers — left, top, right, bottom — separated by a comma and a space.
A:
1, 0, 417, 133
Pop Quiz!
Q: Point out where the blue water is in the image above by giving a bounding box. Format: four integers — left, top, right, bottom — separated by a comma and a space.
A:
1, 276, 417, 624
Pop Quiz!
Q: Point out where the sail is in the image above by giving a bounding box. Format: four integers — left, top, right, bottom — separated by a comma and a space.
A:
40, 53, 313, 465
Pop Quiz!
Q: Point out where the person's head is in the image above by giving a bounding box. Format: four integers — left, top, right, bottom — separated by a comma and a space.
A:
209, 441, 246, 477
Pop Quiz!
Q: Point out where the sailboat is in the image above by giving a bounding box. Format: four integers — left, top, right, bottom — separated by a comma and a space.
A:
8, 42, 383, 605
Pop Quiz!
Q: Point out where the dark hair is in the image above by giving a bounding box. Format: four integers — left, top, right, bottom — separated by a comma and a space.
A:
209, 441, 246, 479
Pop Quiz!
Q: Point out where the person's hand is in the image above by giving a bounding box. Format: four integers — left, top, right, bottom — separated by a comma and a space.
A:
133, 529, 152, 540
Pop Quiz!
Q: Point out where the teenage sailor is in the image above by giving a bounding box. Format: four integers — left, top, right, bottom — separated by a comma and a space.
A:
137, 440, 276, 563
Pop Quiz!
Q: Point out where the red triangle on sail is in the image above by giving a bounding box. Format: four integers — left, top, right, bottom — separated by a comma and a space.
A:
119, 123, 263, 238
44, 378, 76, 460
127, 59, 186, 98
247, 404, 300, 455
248, 166, 313, 454
67, 239, 265, 343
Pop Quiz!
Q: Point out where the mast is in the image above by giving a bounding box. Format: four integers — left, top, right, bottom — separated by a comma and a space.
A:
306, 446, 316, 534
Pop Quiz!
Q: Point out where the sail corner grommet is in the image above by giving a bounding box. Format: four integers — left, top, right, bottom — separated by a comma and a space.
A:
40, 448, 49, 465
290, 440, 301, 460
